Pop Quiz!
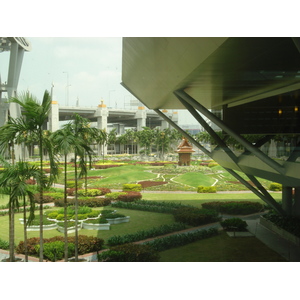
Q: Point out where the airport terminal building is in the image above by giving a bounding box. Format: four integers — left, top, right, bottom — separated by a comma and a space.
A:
121, 37, 300, 216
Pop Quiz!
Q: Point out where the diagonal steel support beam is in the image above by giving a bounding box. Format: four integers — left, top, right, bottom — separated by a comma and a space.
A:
175, 92, 239, 166
224, 168, 285, 215
155, 107, 284, 215
153, 109, 211, 156
174, 89, 285, 175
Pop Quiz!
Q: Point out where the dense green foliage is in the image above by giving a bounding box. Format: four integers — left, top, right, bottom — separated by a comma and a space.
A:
54, 197, 111, 207
36, 241, 75, 261
16, 235, 104, 256
98, 243, 160, 262
220, 218, 248, 231
173, 207, 220, 226
269, 182, 282, 191
263, 213, 300, 237
122, 183, 142, 192
144, 227, 219, 252
201, 201, 264, 215
107, 222, 188, 246
197, 186, 217, 193
0, 238, 9, 250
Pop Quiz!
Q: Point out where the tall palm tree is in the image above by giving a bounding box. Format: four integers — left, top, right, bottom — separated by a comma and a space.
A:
51, 126, 78, 261
67, 114, 98, 261
8, 90, 58, 262
0, 158, 39, 262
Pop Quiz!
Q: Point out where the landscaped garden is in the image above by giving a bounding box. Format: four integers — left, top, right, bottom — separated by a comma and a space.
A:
0, 91, 291, 262
0, 159, 288, 262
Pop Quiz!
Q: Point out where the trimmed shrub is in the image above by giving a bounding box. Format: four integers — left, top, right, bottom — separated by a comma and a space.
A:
98, 243, 160, 262
117, 191, 142, 202
173, 207, 219, 226
122, 184, 142, 192
201, 201, 264, 215
197, 186, 217, 193
263, 213, 300, 237
16, 235, 104, 256
0, 238, 9, 250
144, 227, 219, 252
105, 192, 127, 200
107, 222, 188, 247
269, 182, 282, 191
36, 241, 75, 262
54, 197, 111, 208
220, 218, 248, 231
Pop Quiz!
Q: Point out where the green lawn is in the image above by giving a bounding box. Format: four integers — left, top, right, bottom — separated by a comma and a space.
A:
141, 192, 282, 208
0, 206, 175, 245
158, 230, 286, 262
174, 172, 215, 188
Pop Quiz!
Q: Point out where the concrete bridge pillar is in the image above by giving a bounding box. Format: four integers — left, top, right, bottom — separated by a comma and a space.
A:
135, 106, 146, 131
95, 100, 109, 155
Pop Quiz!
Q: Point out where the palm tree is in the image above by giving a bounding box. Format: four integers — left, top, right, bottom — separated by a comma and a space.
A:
51, 126, 78, 261
0, 158, 39, 262
67, 113, 98, 261
8, 90, 58, 262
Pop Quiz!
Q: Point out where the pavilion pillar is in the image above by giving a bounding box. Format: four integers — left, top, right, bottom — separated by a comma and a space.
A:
282, 186, 293, 215
293, 187, 300, 216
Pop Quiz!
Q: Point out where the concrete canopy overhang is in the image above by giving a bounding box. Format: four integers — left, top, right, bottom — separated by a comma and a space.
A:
121, 37, 300, 110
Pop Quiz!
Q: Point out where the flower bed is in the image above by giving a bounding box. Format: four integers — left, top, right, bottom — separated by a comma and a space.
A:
138, 181, 168, 188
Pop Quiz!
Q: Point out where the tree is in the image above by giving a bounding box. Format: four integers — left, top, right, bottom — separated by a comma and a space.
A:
67, 113, 98, 261
51, 126, 78, 261
8, 90, 59, 261
0, 159, 39, 262
136, 127, 156, 156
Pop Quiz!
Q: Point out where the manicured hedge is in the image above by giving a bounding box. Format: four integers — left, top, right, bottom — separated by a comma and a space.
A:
111, 200, 190, 213
263, 213, 300, 237
269, 182, 282, 191
67, 187, 111, 196
201, 201, 264, 215
105, 191, 142, 202
107, 222, 188, 247
122, 184, 142, 192
16, 235, 104, 256
220, 218, 248, 231
98, 243, 160, 262
173, 207, 220, 226
197, 186, 217, 193
143, 227, 219, 252
54, 197, 111, 208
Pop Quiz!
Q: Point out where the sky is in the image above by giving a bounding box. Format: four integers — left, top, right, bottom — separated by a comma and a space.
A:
4, 37, 197, 125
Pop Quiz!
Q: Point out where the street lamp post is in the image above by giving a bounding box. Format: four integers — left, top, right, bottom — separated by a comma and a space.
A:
63, 71, 71, 106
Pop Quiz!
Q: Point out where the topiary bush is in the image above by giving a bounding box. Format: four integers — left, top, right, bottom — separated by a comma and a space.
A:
122, 184, 142, 192
173, 207, 220, 226
220, 218, 248, 231
269, 182, 282, 191
98, 243, 160, 262
197, 186, 217, 193
117, 191, 142, 202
